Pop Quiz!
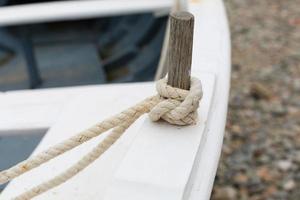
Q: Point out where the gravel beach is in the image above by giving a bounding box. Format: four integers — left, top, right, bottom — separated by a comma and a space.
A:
211, 0, 300, 199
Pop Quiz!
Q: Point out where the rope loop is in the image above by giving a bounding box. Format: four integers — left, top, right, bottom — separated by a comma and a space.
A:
149, 77, 203, 125
0, 77, 203, 199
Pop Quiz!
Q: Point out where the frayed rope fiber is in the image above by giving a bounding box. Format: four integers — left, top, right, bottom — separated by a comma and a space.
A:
0, 77, 202, 200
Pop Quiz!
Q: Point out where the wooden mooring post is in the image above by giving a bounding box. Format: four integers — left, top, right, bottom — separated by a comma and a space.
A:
167, 11, 194, 90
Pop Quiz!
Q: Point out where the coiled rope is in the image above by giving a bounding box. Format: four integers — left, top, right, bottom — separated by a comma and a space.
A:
0, 77, 202, 200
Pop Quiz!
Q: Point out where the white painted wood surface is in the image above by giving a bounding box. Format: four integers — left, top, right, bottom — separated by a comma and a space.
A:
0, 0, 172, 26
0, 73, 215, 200
104, 74, 215, 200
187, 0, 231, 199
0, 86, 100, 132
1, 0, 231, 199
0, 82, 158, 199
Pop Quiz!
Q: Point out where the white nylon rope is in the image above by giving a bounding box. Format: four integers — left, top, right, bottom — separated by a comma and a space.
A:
0, 77, 202, 200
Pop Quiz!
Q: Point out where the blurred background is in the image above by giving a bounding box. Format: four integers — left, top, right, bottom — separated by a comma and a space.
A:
0, 0, 299, 199
211, 0, 299, 199
0, 4, 167, 90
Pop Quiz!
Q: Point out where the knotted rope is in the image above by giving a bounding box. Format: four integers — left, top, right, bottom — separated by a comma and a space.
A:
0, 77, 202, 200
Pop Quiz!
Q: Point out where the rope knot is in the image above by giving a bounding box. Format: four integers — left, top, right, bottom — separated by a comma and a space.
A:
149, 77, 203, 125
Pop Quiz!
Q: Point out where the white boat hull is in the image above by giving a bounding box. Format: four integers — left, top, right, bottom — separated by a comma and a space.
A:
0, 0, 230, 199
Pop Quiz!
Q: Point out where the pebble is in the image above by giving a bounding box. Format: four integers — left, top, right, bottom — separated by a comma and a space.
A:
264, 185, 278, 197
283, 179, 296, 191
277, 160, 293, 171
256, 166, 273, 182
231, 125, 242, 134
270, 102, 287, 116
293, 79, 300, 92
234, 172, 249, 185
250, 83, 273, 100
213, 186, 237, 200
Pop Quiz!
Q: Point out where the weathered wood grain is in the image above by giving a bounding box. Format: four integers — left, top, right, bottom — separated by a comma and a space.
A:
167, 11, 194, 90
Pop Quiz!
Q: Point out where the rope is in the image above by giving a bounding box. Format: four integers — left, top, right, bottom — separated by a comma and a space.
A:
0, 77, 202, 200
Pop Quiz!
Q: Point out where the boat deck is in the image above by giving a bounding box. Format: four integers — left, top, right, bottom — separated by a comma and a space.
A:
0, 0, 231, 199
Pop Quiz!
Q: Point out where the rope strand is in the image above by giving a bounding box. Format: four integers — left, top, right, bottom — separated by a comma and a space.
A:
14, 112, 142, 200
0, 77, 202, 200
0, 96, 159, 185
